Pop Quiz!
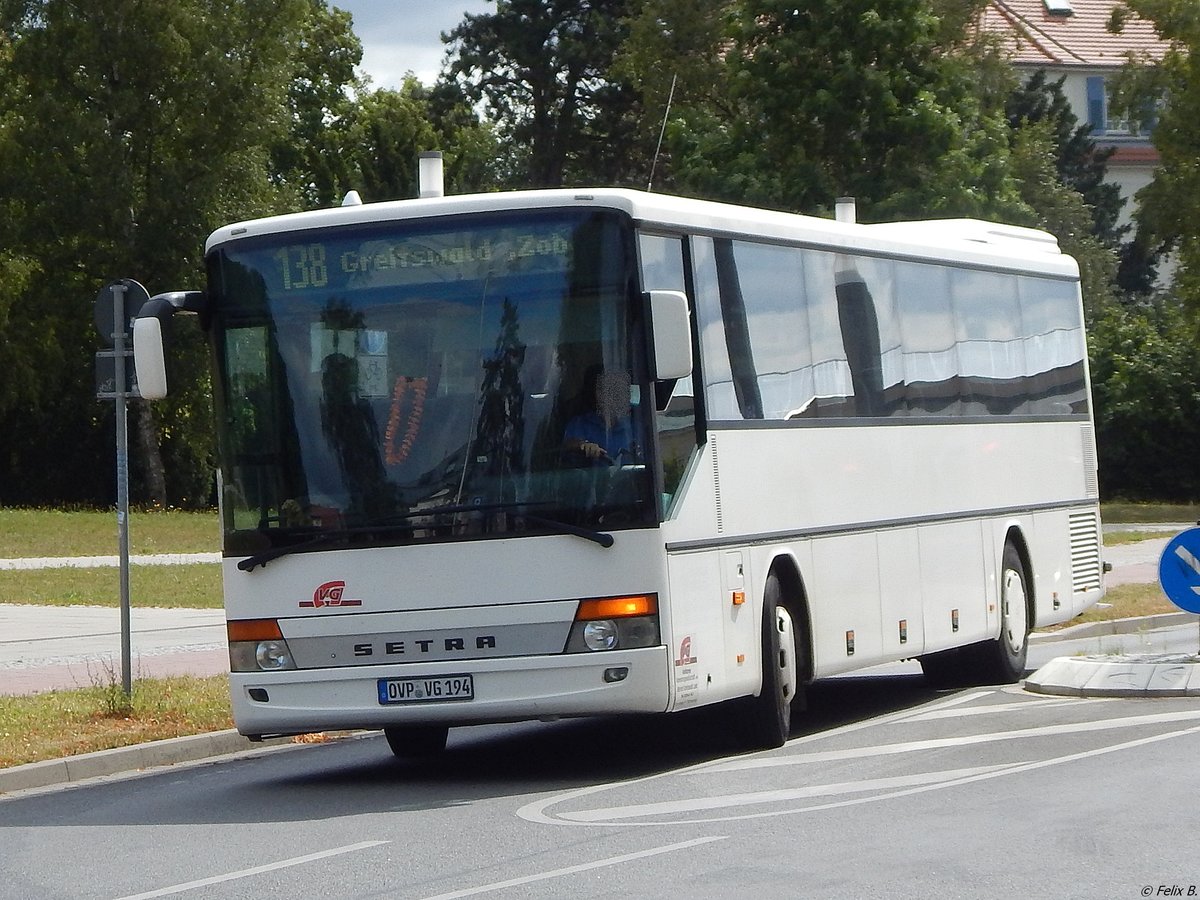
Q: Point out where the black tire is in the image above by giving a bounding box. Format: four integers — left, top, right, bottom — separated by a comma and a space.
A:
738, 573, 801, 750
384, 724, 449, 759
977, 541, 1031, 683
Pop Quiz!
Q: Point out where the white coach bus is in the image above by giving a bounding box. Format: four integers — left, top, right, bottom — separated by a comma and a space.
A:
134, 179, 1104, 755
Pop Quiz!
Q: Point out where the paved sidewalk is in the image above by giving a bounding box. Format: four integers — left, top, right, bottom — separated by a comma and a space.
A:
0, 604, 228, 695
1, 552, 227, 694
1101, 534, 1173, 586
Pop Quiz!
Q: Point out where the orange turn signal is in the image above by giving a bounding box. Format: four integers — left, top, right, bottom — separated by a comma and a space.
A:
227, 619, 283, 642
576, 594, 657, 620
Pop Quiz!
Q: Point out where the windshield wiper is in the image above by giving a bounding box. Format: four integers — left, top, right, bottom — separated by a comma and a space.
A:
519, 514, 613, 548
238, 526, 378, 572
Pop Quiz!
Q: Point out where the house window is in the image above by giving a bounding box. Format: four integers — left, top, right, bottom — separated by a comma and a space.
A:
1044, 0, 1074, 16
1087, 75, 1152, 136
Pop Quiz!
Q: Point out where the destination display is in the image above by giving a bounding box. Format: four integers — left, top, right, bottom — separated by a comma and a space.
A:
268, 224, 575, 293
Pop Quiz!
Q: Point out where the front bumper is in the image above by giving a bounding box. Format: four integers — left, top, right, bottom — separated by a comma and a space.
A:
231, 645, 670, 737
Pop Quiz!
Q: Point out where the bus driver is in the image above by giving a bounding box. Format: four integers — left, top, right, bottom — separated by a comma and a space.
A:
563, 367, 641, 465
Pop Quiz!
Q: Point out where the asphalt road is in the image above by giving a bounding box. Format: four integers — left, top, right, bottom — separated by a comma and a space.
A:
2, 676, 1198, 899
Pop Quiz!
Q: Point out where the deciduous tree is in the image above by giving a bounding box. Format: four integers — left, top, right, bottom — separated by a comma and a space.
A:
446, 0, 645, 188
623, 0, 1026, 221
1112, 1, 1200, 312
0, 0, 325, 506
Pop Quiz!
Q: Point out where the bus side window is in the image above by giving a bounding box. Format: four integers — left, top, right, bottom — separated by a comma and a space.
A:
638, 232, 695, 512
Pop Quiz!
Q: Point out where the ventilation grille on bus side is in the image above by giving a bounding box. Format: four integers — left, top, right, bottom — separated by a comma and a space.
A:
712, 435, 723, 534
1069, 510, 1102, 593
1081, 424, 1099, 499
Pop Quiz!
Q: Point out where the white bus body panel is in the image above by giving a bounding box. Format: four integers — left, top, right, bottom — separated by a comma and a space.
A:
225, 531, 676, 735
659, 418, 1100, 687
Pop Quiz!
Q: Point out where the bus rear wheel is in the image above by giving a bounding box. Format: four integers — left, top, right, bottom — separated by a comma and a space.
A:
979, 541, 1031, 683
384, 724, 449, 759
738, 573, 800, 750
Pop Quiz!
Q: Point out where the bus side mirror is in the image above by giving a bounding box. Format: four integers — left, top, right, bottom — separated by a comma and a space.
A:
132, 290, 207, 401
646, 290, 692, 381
133, 317, 168, 400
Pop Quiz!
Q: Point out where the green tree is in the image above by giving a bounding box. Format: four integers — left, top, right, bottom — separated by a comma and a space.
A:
1008, 121, 1120, 324
348, 78, 500, 202
616, 0, 731, 190
446, 0, 646, 187
1112, 1, 1200, 308
0, 0, 322, 506
269, 1, 364, 209
623, 0, 1025, 221
1088, 297, 1200, 498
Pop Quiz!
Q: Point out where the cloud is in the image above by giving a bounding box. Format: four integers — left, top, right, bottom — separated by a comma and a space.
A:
338, 1, 494, 88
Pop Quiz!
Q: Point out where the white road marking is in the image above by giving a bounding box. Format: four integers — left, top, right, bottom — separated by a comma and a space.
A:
697, 707, 1200, 774
111, 841, 388, 900
559, 765, 1015, 822
901, 696, 1091, 722
417, 836, 727, 900
787, 689, 997, 751
519, 708, 1200, 827
684, 723, 1200, 824
515, 689, 999, 827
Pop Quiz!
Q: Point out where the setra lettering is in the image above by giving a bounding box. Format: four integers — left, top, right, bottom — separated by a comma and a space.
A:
351, 635, 498, 657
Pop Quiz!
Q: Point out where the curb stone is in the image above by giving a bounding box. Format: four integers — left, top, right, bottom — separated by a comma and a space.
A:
1025, 653, 1200, 698
1029, 611, 1197, 643
0, 730, 294, 796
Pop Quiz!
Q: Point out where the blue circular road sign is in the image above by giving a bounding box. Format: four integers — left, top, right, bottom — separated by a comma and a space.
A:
1157, 528, 1200, 615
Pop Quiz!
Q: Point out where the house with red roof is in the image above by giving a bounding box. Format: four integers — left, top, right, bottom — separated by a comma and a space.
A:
981, 0, 1169, 231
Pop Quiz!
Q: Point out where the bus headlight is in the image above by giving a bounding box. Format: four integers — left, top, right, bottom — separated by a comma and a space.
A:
565, 594, 659, 653
582, 620, 619, 651
228, 619, 297, 672
254, 640, 295, 670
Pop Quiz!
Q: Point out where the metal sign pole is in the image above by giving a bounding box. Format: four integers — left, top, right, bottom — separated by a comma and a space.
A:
112, 282, 132, 698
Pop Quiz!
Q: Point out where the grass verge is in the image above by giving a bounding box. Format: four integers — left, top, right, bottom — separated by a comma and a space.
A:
1103, 530, 1180, 546
0, 508, 219, 558
1038, 581, 1180, 631
1101, 502, 1200, 525
0, 675, 233, 769
0, 563, 222, 608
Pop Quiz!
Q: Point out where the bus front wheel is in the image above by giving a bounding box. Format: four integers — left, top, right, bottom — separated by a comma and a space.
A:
738, 573, 800, 750
384, 724, 449, 759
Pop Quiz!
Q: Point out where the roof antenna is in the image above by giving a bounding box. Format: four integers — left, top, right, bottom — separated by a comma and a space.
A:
647, 74, 678, 192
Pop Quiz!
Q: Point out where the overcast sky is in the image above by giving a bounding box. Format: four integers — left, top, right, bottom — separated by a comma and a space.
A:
334, 1, 494, 89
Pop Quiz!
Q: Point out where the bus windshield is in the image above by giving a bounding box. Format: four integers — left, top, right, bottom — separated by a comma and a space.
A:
209, 208, 657, 557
